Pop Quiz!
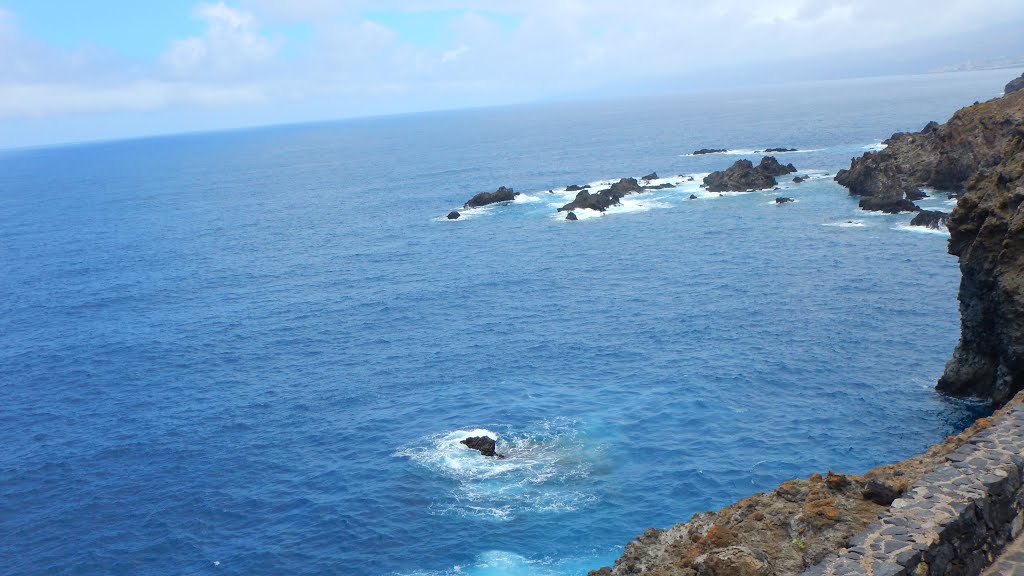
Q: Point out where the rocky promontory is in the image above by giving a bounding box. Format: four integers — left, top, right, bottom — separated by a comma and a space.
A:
835, 90, 1024, 213
703, 156, 797, 192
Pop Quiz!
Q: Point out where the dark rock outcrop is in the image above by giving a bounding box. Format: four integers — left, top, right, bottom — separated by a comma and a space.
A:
764, 147, 798, 153
641, 172, 659, 181
565, 184, 589, 192
447, 211, 461, 220
559, 178, 644, 213
1006, 73, 1024, 94
862, 477, 902, 506
909, 209, 949, 230
703, 156, 797, 192
464, 186, 518, 209
689, 194, 698, 200
939, 134, 1024, 405
835, 91, 1024, 213
793, 176, 806, 183
775, 197, 794, 204
693, 148, 727, 155
461, 436, 501, 457
643, 183, 676, 190
565, 212, 578, 221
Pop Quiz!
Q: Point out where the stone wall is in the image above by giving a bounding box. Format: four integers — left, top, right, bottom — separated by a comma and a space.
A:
804, 403, 1024, 576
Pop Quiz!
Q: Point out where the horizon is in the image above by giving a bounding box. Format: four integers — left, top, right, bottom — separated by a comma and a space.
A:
1, 0, 1024, 148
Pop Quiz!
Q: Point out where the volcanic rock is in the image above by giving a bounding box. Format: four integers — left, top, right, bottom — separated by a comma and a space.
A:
775, 197, 794, 204
559, 178, 644, 212
464, 186, 518, 209
693, 148, 728, 155
764, 147, 798, 153
565, 184, 588, 192
909, 210, 949, 230
565, 212, 578, 221
835, 90, 1024, 214
862, 477, 902, 506
446, 211, 461, 220
689, 194, 698, 200
793, 176, 806, 183
461, 436, 500, 457
703, 156, 797, 192
641, 172, 659, 181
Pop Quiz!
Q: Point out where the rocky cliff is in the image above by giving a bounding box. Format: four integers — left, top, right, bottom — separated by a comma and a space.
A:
834, 91, 1024, 213
938, 133, 1024, 404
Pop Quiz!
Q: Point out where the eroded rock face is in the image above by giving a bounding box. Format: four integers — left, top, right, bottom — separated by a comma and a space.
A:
835, 92, 1024, 213
464, 186, 518, 209
702, 157, 796, 193
939, 135, 1024, 405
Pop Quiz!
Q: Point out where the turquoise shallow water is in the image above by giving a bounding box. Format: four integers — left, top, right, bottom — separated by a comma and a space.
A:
0, 70, 1008, 576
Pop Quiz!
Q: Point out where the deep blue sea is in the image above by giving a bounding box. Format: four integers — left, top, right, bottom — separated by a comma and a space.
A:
1, 69, 1010, 576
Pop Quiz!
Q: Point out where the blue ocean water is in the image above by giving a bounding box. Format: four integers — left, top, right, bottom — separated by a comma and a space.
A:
0, 70, 1009, 576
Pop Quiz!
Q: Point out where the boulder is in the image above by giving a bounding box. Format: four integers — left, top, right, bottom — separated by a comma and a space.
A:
1006, 73, 1024, 94
693, 148, 727, 155
909, 210, 949, 230
689, 194, 698, 200
862, 477, 902, 506
461, 436, 502, 457
775, 197, 794, 204
464, 186, 519, 209
566, 212, 578, 221
446, 211, 461, 220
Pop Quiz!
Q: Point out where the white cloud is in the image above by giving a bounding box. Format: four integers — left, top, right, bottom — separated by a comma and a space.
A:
161, 2, 277, 78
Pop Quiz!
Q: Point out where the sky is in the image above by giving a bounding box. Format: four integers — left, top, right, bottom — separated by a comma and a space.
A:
1, 0, 1023, 148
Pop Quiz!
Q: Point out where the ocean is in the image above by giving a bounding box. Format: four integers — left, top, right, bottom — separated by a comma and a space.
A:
0, 69, 1009, 576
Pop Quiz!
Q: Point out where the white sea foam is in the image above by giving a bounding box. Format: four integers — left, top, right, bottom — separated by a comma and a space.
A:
395, 420, 597, 520
893, 223, 949, 236
682, 148, 819, 157
860, 142, 887, 152
398, 550, 597, 576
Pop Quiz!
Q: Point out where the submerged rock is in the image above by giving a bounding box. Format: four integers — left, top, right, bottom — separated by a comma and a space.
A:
464, 186, 518, 209
703, 156, 797, 192
693, 148, 727, 155
775, 197, 794, 204
764, 147, 798, 153
909, 210, 949, 230
461, 436, 504, 458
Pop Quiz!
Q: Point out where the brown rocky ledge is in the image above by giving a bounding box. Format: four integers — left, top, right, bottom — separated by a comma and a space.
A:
834, 90, 1024, 213
589, 396, 1021, 576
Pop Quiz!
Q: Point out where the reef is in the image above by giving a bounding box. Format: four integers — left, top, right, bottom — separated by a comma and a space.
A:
464, 186, 519, 209
559, 178, 645, 213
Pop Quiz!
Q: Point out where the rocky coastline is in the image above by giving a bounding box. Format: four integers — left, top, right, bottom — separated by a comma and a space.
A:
590, 76, 1024, 575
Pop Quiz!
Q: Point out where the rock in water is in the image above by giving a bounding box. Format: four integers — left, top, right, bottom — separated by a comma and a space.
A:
775, 197, 794, 204
1006, 72, 1024, 94
641, 172, 658, 181
764, 147, 798, 153
558, 178, 643, 212
689, 194, 698, 200
909, 210, 949, 230
446, 211, 461, 220
702, 156, 797, 192
565, 212, 578, 221
793, 176, 806, 183
463, 186, 518, 209
692, 148, 727, 155
461, 436, 499, 457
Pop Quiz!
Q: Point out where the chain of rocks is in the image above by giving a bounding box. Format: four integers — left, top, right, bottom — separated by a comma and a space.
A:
804, 405, 1024, 576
